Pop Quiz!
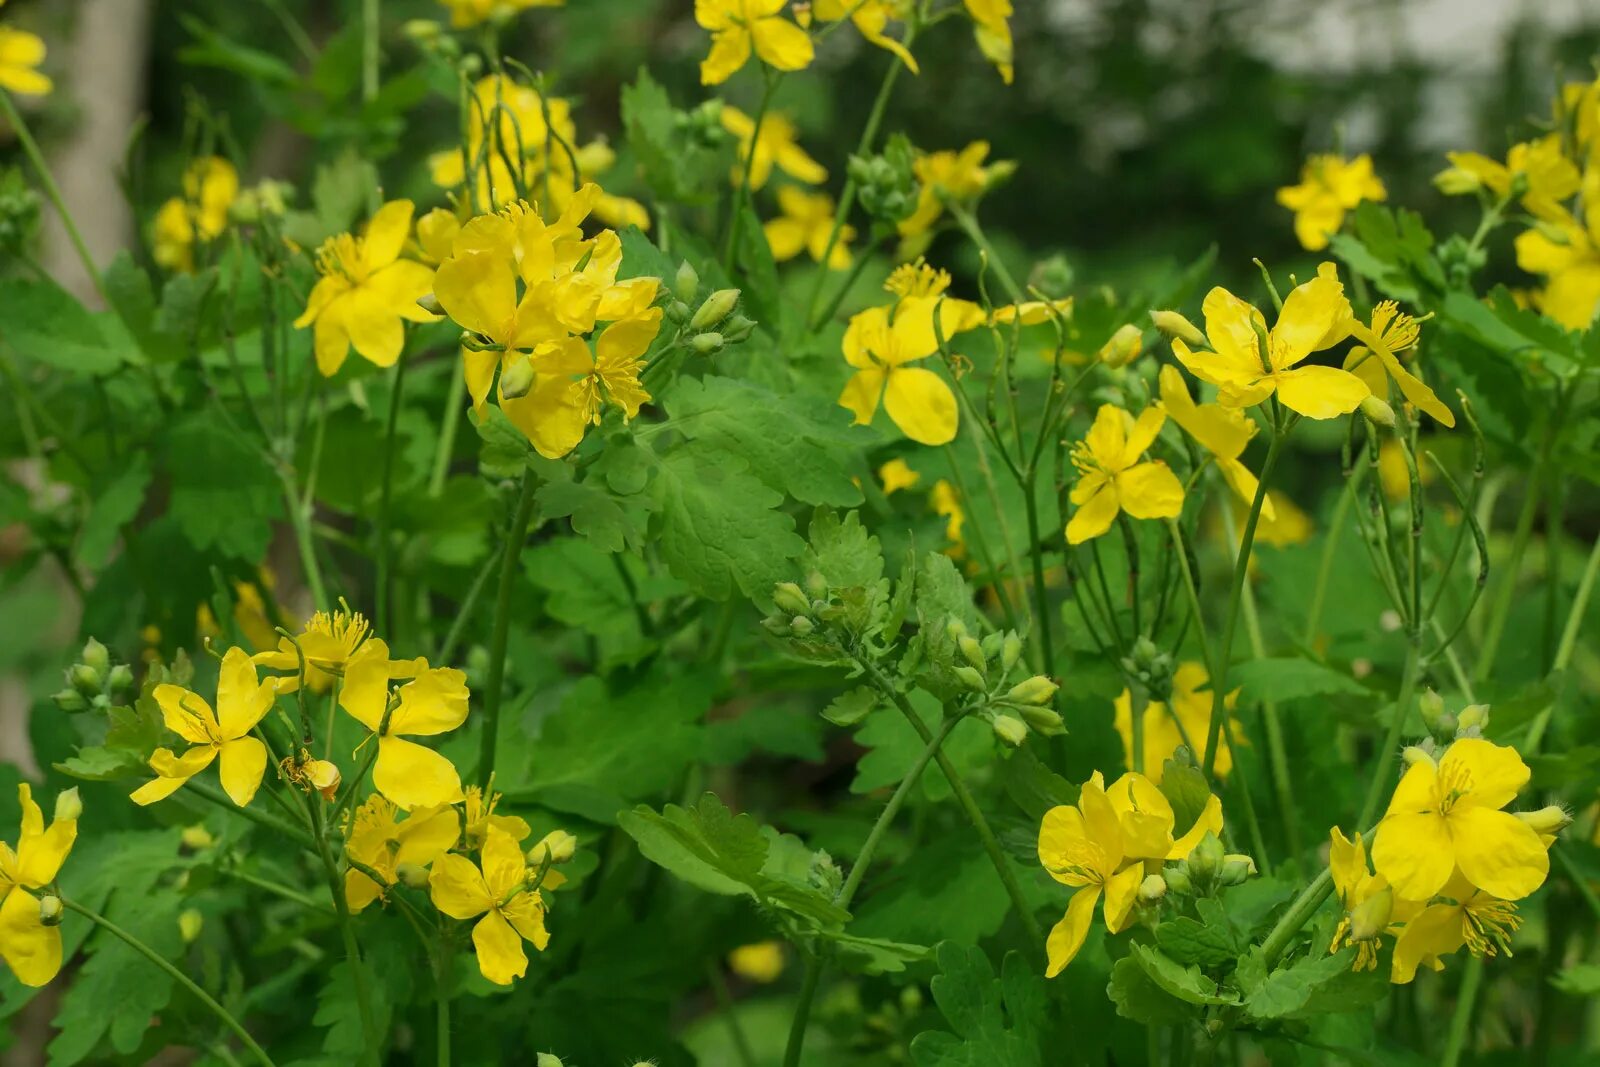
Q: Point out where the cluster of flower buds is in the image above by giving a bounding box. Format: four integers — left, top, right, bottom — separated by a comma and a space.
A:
52, 637, 135, 713
941, 618, 1064, 746
1161, 831, 1256, 896
666, 263, 755, 352
0, 167, 41, 258
1118, 636, 1174, 703
1417, 689, 1490, 743
849, 134, 919, 227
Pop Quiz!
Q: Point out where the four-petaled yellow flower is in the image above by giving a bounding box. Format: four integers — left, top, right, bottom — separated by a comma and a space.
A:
461, 783, 532, 849
0, 785, 78, 987
814, 0, 917, 73
1371, 738, 1547, 903
1514, 207, 1600, 330
429, 827, 555, 985
963, 0, 1014, 84
255, 607, 420, 694
1276, 154, 1386, 251
340, 639, 470, 811
899, 142, 1009, 242
152, 157, 239, 273
132, 649, 278, 807
720, 106, 826, 190
1157, 365, 1274, 516
1327, 828, 1398, 973
1113, 661, 1240, 782
765, 187, 852, 269
1389, 871, 1520, 985
0, 18, 50, 96
696, 0, 814, 87
344, 796, 460, 912
839, 296, 960, 446
1342, 301, 1455, 427
295, 200, 439, 377
1066, 404, 1184, 545
1435, 135, 1579, 221
1173, 264, 1369, 419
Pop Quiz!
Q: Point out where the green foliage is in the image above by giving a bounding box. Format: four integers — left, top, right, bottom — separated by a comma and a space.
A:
910, 943, 1047, 1067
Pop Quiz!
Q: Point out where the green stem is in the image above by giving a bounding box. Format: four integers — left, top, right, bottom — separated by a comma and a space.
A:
478, 466, 538, 786
362, 0, 380, 103
435, 937, 453, 1067
375, 350, 409, 635
186, 782, 317, 850
707, 962, 758, 1067
1202, 431, 1285, 777
278, 466, 329, 610
309, 803, 380, 1063
63, 898, 278, 1067
1304, 469, 1359, 650
435, 545, 500, 666
1525, 526, 1600, 753
1440, 957, 1484, 1067
1259, 866, 1334, 968
429, 369, 467, 497
1356, 636, 1422, 831
1129, 683, 1148, 778
780, 957, 823, 1067
1023, 481, 1056, 680
221, 866, 331, 913
948, 204, 1024, 303
722, 74, 779, 273
1476, 408, 1559, 683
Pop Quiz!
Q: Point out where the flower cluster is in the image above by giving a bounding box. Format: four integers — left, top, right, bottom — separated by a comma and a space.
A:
0, 784, 79, 986
1275, 153, 1386, 251
151, 157, 238, 273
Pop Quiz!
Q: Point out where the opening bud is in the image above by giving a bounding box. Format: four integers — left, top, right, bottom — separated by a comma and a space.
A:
38, 895, 63, 927
396, 862, 432, 889
990, 714, 1028, 746
954, 665, 988, 692
957, 635, 987, 674
499, 356, 537, 400
529, 829, 578, 866
1359, 394, 1396, 428
1138, 874, 1167, 903
178, 908, 204, 943
690, 288, 740, 331
1097, 323, 1143, 368
1004, 676, 1058, 706
673, 260, 700, 303
1455, 704, 1489, 733
1150, 309, 1207, 348
773, 582, 810, 617
1019, 704, 1065, 737
54, 788, 82, 823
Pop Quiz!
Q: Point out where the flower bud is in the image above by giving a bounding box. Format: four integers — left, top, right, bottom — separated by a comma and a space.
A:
1359, 394, 1396, 428
181, 825, 216, 851
417, 292, 443, 314
1000, 632, 1023, 672
690, 288, 740, 331
1218, 854, 1256, 886
990, 714, 1028, 746
106, 663, 134, 693
789, 615, 815, 637
396, 862, 431, 889
954, 665, 988, 692
673, 260, 700, 303
1138, 874, 1167, 902
1150, 309, 1207, 348
1004, 676, 1058, 706
307, 758, 341, 802
944, 617, 968, 642
722, 314, 757, 343
38, 895, 63, 927
773, 582, 810, 617
1097, 323, 1143, 368
536, 1055, 565, 1067
1019, 704, 1065, 737
458, 52, 483, 76
178, 908, 204, 943
690, 331, 725, 354
80, 637, 111, 674
52, 688, 88, 713
498, 356, 537, 400
1516, 805, 1572, 839
1348, 886, 1393, 943
665, 299, 691, 324
1418, 688, 1446, 732
529, 829, 578, 866
401, 18, 443, 42
1162, 864, 1193, 895
69, 664, 102, 698
1188, 832, 1224, 881
54, 788, 82, 823
1432, 167, 1482, 196
1455, 704, 1489, 733
958, 635, 987, 673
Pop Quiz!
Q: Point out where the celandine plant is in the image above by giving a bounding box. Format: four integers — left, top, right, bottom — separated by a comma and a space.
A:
0, 1, 1596, 1064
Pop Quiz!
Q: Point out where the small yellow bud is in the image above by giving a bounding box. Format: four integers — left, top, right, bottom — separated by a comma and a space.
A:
54, 788, 82, 823
1359, 394, 1396, 428
1138, 874, 1167, 902
178, 908, 204, 943
728, 941, 786, 983
1432, 167, 1482, 196
38, 895, 63, 927
1348, 886, 1393, 943
401, 18, 443, 42
1150, 309, 1206, 348
181, 825, 216, 851
1400, 744, 1435, 767
1019, 704, 1065, 737
991, 714, 1029, 746
1097, 323, 1143, 368
1456, 704, 1489, 732
1004, 676, 1058, 706
690, 288, 740, 331
307, 758, 341, 802
528, 829, 578, 866
536, 1055, 566, 1067
1515, 805, 1572, 839
499, 356, 537, 400
395, 862, 432, 888
957, 635, 987, 674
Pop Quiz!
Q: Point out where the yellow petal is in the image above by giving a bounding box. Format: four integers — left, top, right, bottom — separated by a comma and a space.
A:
1102, 863, 1145, 934
1115, 462, 1185, 521
501, 375, 588, 459
1168, 794, 1223, 860
596, 309, 663, 366
472, 908, 529, 985
1389, 901, 1464, 985
839, 367, 888, 427
1441, 737, 1529, 811
1200, 287, 1268, 375
216, 646, 276, 741
131, 746, 217, 806
749, 14, 814, 72
1077, 775, 1124, 869
882, 367, 958, 446
480, 826, 528, 902
389, 668, 470, 738
1449, 806, 1549, 901
1038, 805, 1094, 887
1371, 810, 1455, 900
1044, 885, 1100, 978
362, 200, 415, 272
313, 303, 352, 377
1270, 269, 1349, 369
217, 736, 268, 807
375, 736, 465, 811
346, 869, 386, 914
338, 639, 393, 733
429, 853, 494, 919
153, 684, 218, 745
1065, 480, 1119, 545
0, 887, 62, 987
342, 290, 406, 369
1083, 404, 1129, 469
700, 28, 751, 85
1270, 365, 1369, 420
395, 805, 462, 867
1120, 407, 1166, 467
500, 893, 551, 951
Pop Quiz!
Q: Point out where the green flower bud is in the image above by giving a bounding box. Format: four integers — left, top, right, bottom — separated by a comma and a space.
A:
401, 18, 443, 42
954, 665, 987, 692
1359, 394, 1396, 428
536, 1055, 566, 1067
498, 356, 537, 400
722, 313, 757, 343
1000, 632, 1023, 672
458, 52, 483, 76
1349, 886, 1393, 943
1138, 874, 1167, 902
396, 862, 431, 888
1218, 853, 1256, 886
958, 635, 987, 674
178, 908, 204, 943
1150, 309, 1206, 348
673, 261, 700, 303
1019, 704, 1065, 737
106, 663, 134, 693
990, 714, 1028, 746
1433, 167, 1483, 196
1418, 688, 1445, 729
52, 688, 88, 713
789, 616, 815, 636
1162, 864, 1193, 895
1188, 831, 1225, 881
54, 788, 82, 823
666, 299, 691, 323
1456, 704, 1489, 733
1097, 323, 1143, 368
80, 637, 110, 674
529, 829, 578, 866
690, 331, 725, 354
1004, 676, 1058, 706
690, 288, 740, 331
417, 292, 443, 315
1029, 253, 1074, 298
773, 582, 811, 616
760, 615, 791, 636
38, 895, 63, 927
69, 664, 102, 698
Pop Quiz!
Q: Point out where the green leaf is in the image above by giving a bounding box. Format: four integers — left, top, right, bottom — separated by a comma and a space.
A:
851, 839, 1011, 947
650, 441, 804, 601
733, 201, 782, 330
619, 792, 850, 926
75, 457, 151, 570
1158, 759, 1214, 839
0, 275, 125, 374
822, 686, 878, 727
1552, 962, 1600, 995
910, 943, 1046, 1067
829, 933, 931, 975
850, 690, 988, 803
1235, 945, 1356, 1020
177, 13, 299, 86
164, 412, 283, 560
1108, 954, 1197, 1026
1155, 898, 1239, 967
535, 469, 652, 553
471, 404, 534, 480
911, 552, 982, 699
1227, 657, 1369, 705
1129, 944, 1239, 1006
662, 376, 865, 507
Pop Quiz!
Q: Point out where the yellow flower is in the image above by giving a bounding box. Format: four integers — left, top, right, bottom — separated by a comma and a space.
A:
814, 0, 917, 73
416, 207, 464, 265
1371, 738, 1548, 903
728, 940, 786, 983
461, 784, 532, 850
0, 785, 78, 987
1514, 209, 1600, 329
764, 187, 852, 269
992, 297, 1073, 326
963, 0, 1013, 84
438, 0, 562, 30
1435, 136, 1579, 221
720, 106, 826, 190
1172, 264, 1369, 419
0, 22, 51, 96
1327, 828, 1397, 972
899, 142, 1007, 240
1157, 365, 1273, 516
1251, 490, 1312, 547
1113, 662, 1239, 782
151, 157, 240, 273
341, 639, 469, 811
294, 200, 439, 376
930, 478, 965, 555
838, 297, 960, 446
1389, 871, 1522, 985
1376, 440, 1435, 502
131, 647, 279, 808
1341, 301, 1454, 427
1275, 154, 1386, 251
878, 457, 920, 495
696, 0, 814, 86
344, 795, 460, 912
1066, 404, 1184, 545
429, 827, 552, 985
254, 606, 420, 694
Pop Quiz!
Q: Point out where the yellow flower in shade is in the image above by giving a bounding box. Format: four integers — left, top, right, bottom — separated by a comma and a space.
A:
728, 941, 786, 983
429, 827, 553, 985
254, 607, 420, 694
341, 640, 470, 811
963, 0, 1014, 84
151, 157, 240, 273
839, 297, 961, 446
438, 0, 562, 30
696, 0, 814, 86
1113, 662, 1239, 782
461, 784, 532, 850
1037, 771, 1220, 976
1275, 154, 1386, 251
1389, 871, 1522, 985
131, 647, 279, 808
1157, 365, 1273, 517
878, 457, 920, 495
0, 785, 78, 987
1341, 301, 1454, 427
899, 142, 1008, 240
1376, 439, 1435, 502
294, 200, 439, 376
1371, 738, 1548, 903
1434, 136, 1579, 221
814, 0, 917, 73
1514, 209, 1600, 330
0, 21, 50, 96
765, 187, 852, 269
1066, 405, 1184, 545
720, 106, 826, 190
344, 795, 460, 912
930, 478, 965, 555
1173, 264, 1369, 419
1327, 828, 1399, 972
1250, 491, 1313, 547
